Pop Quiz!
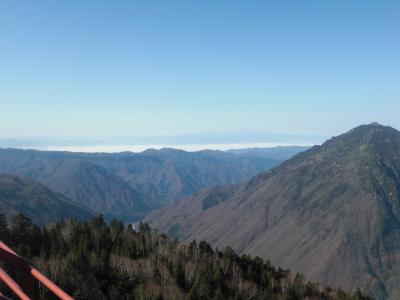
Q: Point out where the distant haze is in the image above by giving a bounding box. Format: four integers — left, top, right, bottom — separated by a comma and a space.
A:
35, 143, 314, 153
0, 130, 325, 153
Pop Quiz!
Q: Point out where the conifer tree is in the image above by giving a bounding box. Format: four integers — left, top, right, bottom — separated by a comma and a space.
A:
0, 213, 9, 242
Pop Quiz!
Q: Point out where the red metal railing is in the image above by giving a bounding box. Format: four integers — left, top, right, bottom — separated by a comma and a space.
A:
0, 241, 73, 300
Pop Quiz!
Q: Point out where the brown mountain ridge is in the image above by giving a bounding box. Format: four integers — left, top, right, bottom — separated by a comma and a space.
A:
147, 123, 400, 299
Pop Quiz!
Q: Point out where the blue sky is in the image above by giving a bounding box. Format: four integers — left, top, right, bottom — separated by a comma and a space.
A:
1, 1, 399, 140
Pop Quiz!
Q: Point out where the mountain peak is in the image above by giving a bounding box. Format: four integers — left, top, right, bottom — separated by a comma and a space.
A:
345, 122, 393, 136
320, 123, 400, 153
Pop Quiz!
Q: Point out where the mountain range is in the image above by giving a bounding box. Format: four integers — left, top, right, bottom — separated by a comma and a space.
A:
3, 124, 400, 298
0, 146, 307, 220
147, 123, 400, 299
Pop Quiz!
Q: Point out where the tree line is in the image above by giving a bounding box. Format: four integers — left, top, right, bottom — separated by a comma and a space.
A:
0, 213, 371, 300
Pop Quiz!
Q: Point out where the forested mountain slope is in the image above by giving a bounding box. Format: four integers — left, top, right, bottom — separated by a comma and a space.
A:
147, 123, 400, 299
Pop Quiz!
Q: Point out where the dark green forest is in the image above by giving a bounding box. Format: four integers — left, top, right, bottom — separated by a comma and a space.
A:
0, 213, 371, 300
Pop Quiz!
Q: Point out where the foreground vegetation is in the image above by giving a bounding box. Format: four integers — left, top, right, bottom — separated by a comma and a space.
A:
0, 213, 371, 300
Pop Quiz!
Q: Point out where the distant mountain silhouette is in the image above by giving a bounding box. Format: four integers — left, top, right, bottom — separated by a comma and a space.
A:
0, 174, 92, 224
147, 123, 400, 299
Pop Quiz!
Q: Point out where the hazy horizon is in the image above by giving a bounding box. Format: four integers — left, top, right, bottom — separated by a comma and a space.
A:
0, 122, 396, 152
0, 128, 324, 152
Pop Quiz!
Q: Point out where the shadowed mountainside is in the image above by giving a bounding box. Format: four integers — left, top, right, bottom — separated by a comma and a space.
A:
0, 173, 92, 224
0, 151, 151, 220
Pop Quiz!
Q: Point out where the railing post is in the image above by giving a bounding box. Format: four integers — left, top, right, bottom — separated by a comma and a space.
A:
0, 267, 31, 300
0, 241, 74, 300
